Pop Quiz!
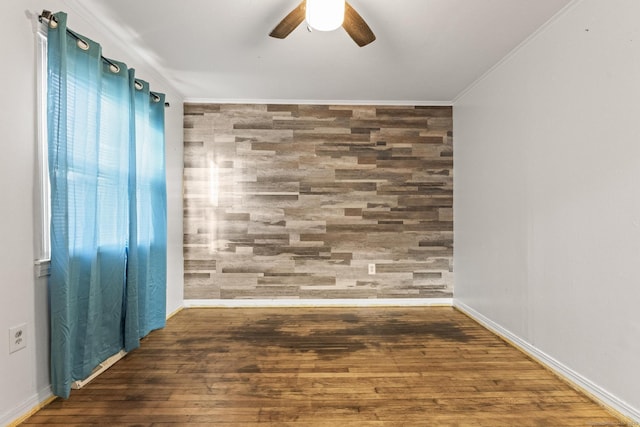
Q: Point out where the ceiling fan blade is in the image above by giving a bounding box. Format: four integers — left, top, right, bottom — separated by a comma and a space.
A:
343, 2, 376, 47
269, 1, 306, 39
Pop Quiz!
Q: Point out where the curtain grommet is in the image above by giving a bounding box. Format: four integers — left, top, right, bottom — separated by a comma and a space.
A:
77, 39, 90, 51
109, 63, 120, 74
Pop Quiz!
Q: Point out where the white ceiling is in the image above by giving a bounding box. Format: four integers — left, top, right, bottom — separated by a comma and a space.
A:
67, 0, 572, 103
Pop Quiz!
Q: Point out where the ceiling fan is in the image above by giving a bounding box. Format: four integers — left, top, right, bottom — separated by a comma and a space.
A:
269, 0, 376, 47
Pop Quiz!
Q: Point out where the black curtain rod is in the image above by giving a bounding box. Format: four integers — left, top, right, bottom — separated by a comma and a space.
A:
38, 10, 170, 108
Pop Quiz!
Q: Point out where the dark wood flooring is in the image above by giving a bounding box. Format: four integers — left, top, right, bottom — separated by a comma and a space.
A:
24, 307, 627, 426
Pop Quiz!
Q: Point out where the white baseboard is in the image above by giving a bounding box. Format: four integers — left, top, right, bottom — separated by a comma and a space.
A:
454, 299, 640, 424
2, 385, 53, 427
184, 298, 453, 308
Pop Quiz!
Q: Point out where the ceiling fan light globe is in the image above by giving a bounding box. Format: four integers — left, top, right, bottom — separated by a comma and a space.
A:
306, 0, 345, 32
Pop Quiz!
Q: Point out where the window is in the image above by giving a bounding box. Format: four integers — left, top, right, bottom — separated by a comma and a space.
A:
35, 18, 50, 277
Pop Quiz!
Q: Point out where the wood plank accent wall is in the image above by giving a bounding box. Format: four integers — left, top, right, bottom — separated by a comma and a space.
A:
183, 104, 453, 299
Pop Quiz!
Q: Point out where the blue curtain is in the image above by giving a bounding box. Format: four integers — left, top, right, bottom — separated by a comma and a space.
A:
125, 77, 167, 350
47, 12, 167, 398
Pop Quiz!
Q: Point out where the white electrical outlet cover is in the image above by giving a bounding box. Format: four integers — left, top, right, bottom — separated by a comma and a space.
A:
9, 324, 27, 354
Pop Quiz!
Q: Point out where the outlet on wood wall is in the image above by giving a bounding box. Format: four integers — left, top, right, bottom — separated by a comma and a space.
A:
183, 104, 453, 300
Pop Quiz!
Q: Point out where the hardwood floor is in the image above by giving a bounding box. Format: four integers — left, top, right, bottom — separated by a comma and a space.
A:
24, 307, 626, 426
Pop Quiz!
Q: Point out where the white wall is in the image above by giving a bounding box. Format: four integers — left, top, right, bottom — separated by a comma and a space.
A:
0, 2, 183, 424
454, 0, 640, 420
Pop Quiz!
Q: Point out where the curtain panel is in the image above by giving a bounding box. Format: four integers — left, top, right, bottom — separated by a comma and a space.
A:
47, 12, 167, 398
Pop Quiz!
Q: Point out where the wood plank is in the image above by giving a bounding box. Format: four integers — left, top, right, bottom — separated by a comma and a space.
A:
183, 104, 455, 300
23, 308, 626, 426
